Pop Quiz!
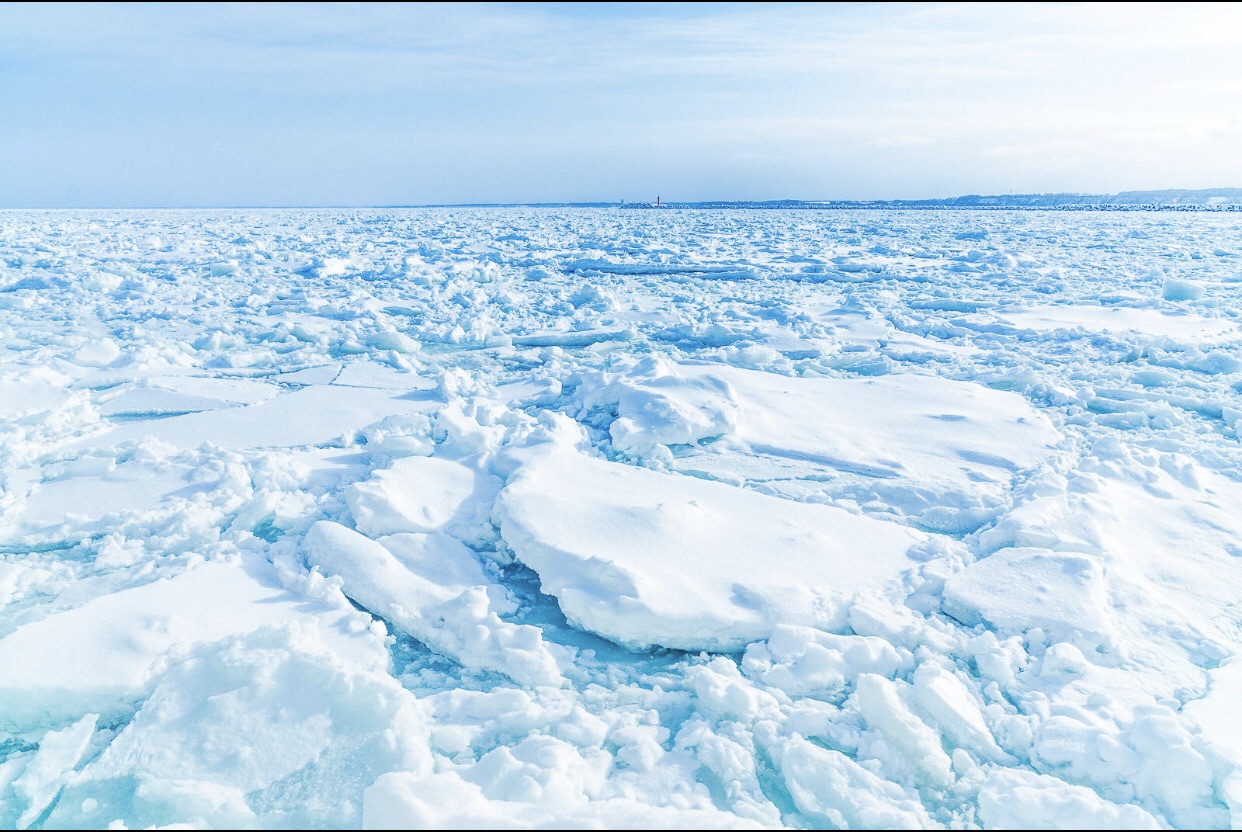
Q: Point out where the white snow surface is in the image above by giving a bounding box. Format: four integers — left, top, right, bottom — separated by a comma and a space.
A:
1, 207, 1241, 829
496, 434, 924, 651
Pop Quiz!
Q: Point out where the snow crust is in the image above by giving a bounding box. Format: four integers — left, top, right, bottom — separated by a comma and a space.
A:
2, 207, 1242, 828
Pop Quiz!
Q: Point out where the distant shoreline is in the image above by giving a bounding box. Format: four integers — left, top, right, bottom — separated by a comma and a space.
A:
424, 189, 1242, 211
613, 201, 1242, 212
6, 188, 1242, 211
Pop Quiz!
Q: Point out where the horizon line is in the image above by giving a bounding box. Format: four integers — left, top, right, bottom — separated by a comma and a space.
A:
3, 186, 1242, 211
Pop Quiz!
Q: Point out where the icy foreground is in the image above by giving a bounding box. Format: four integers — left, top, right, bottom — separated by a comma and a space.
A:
1, 209, 1241, 829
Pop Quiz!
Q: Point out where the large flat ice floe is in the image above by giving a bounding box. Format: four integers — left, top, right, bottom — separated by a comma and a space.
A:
2, 207, 1242, 829
996, 303, 1242, 343
580, 359, 1061, 532
496, 436, 924, 651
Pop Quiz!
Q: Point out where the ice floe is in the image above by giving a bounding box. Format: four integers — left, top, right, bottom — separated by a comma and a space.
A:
2, 207, 1242, 828
496, 434, 923, 651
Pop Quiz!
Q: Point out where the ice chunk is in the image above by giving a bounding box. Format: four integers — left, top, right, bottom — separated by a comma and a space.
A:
70, 338, 122, 368
980, 458, 1242, 685
578, 357, 742, 455
12, 714, 98, 829
674, 719, 780, 825
380, 531, 491, 588
9, 457, 191, 536
657, 364, 1060, 530
977, 769, 1162, 829
346, 456, 498, 538
942, 548, 1116, 655
98, 386, 238, 417
334, 360, 434, 390
0, 373, 73, 420
741, 624, 906, 695
910, 663, 1008, 762
496, 444, 922, 651
999, 304, 1235, 340
1185, 658, 1242, 827
366, 329, 421, 354
48, 626, 431, 830
363, 769, 767, 829
686, 657, 781, 723
1162, 277, 1206, 302
775, 735, 932, 829
303, 521, 563, 686
143, 374, 280, 405
510, 326, 631, 348
83, 384, 437, 451
854, 674, 952, 787
0, 561, 383, 727
459, 735, 608, 802
1125, 708, 1221, 828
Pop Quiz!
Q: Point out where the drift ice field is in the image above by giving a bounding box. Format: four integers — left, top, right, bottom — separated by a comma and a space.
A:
2, 206, 1242, 829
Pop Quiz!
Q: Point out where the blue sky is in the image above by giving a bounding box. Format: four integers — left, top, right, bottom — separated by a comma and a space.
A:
2, 2, 1240, 207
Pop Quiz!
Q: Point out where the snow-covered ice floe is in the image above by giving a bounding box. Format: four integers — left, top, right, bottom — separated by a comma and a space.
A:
1, 207, 1241, 828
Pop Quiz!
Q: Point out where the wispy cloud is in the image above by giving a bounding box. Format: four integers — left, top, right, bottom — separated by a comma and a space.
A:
1, 2, 1239, 205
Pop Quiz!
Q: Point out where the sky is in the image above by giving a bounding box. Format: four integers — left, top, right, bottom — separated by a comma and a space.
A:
2, 1, 1241, 207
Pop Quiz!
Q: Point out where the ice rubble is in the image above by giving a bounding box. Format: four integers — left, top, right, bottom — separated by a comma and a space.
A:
1, 208, 1241, 828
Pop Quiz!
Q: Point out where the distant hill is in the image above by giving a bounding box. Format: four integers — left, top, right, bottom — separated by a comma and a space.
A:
620, 188, 1242, 211
897, 188, 1242, 208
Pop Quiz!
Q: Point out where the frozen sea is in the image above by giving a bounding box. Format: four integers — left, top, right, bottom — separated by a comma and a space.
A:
2, 207, 1242, 829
